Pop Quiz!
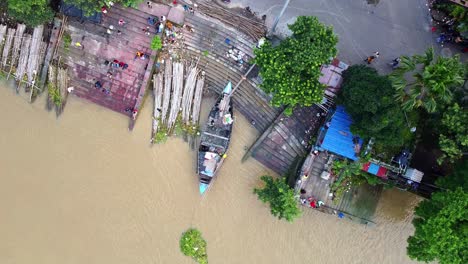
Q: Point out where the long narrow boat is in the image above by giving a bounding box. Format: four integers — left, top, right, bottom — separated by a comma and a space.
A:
197, 82, 234, 194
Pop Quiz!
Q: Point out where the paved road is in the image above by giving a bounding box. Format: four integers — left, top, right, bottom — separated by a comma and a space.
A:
227, 0, 435, 72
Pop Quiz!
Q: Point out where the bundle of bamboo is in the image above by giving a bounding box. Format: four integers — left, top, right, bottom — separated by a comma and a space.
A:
10, 24, 26, 71
26, 26, 44, 87
15, 35, 31, 83
1, 28, 15, 68
152, 73, 164, 138
161, 59, 172, 124
167, 62, 184, 129
0, 25, 6, 48
191, 73, 205, 125
181, 65, 198, 124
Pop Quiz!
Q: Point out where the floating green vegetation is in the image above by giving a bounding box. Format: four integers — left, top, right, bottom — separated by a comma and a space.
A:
180, 228, 208, 264
153, 123, 168, 144
62, 32, 72, 50
48, 83, 62, 107
150, 35, 162, 50
174, 114, 200, 137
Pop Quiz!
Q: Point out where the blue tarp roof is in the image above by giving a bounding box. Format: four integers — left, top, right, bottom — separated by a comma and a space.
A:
320, 106, 362, 161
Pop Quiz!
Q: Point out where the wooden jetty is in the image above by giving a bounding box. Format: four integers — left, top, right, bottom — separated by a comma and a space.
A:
295, 151, 382, 226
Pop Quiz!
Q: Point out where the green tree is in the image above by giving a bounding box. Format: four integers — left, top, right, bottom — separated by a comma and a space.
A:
180, 228, 208, 264
254, 175, 301, 222
64, 0, 143, 16
438, 103, 468, 164
7, 0, 54, 27
436, 160, 468, 192
338, 65, 411, 152
389, 48, 465, 113
254, 16, 338, 114
407, 188, 468, 264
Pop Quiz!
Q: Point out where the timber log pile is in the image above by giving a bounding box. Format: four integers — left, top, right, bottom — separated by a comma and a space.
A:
196, 1, 266, 41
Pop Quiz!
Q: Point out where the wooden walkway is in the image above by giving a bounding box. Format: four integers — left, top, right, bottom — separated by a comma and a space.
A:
244, 106, 325, 175
55, 3, 171, 128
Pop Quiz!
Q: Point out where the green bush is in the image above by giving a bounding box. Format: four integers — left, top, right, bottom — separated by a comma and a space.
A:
180, 228, 208, 264
150, 36, 162, 51
63, 32, 72, 50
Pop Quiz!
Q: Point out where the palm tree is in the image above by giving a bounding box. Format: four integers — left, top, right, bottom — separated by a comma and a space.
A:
389, 48, 465, 113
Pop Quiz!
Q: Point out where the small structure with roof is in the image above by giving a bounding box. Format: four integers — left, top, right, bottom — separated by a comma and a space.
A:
317, 106, 363, 161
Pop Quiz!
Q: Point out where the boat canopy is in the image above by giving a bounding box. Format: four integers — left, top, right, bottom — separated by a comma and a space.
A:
223, 81, 232, 94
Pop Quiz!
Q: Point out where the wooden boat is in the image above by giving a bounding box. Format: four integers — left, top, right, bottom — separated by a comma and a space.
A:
197, 82, 234, 194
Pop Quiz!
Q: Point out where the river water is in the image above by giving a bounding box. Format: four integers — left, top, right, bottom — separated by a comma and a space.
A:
0, 82, 421, 264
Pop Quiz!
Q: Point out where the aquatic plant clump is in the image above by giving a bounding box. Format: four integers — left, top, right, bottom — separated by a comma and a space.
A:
180, 228, 208, 264
150, 35, 162, 50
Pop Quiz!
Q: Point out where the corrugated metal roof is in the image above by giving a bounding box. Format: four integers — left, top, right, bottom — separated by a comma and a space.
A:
320, 106, 362, 161
404, 168, 424, 183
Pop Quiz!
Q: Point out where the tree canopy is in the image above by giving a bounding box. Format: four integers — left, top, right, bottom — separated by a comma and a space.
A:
389, 48, 465, 113
407, 161, 468, 264
7, 0, 54, 27
407, 187, 468, 264
254, 16, 338, 114
338, 65, 411, 152
438, 103, 468, 164
254, 175, 301, 222
436, 160, 468, 192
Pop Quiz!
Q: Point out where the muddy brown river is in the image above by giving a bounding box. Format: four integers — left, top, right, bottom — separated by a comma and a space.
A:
0, 82, 421, 263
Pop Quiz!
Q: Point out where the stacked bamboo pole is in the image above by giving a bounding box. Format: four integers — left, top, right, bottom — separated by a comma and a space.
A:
26, 26, 44, 87
167, 62, 184, 129
15, 34, 31, 83
0, 25, 6, 48
10, 24, 26, 72
152, 73, 164, 138
196, 1, 266, 41
181, 65, 198, 124
161, 59, 172, 124
191, 73, 205, 125
1, 28, 15, 68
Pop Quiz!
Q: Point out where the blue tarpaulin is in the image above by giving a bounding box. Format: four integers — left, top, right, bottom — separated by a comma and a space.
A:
320, 106, 362, 161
